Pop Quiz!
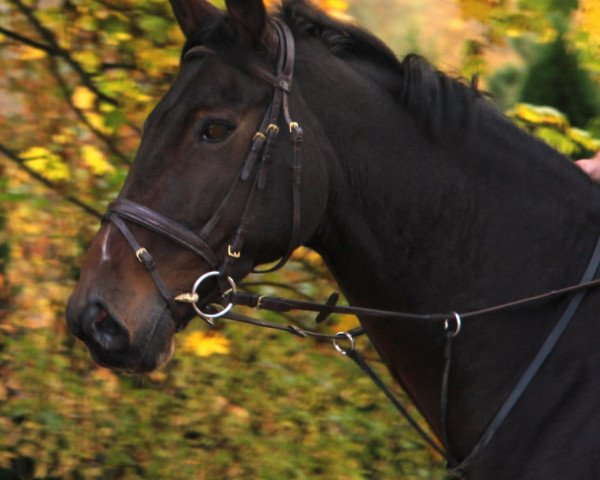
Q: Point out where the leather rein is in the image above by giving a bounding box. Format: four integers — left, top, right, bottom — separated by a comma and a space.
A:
103, 18, 600, 477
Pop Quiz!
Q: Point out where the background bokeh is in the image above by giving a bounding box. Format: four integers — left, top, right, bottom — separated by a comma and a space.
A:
0, 0, 599, 478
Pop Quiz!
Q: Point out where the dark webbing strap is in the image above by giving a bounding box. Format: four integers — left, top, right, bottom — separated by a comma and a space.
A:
228, 233, 600, 474
448, 232, 600, 476
230, 274, 600, 323
345, 347, 449, 459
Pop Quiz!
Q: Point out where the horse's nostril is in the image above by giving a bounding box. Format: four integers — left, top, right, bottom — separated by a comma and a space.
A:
82, 302, 130, 352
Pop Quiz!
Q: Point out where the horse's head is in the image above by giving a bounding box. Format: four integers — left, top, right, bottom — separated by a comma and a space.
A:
66, 0, 331, 372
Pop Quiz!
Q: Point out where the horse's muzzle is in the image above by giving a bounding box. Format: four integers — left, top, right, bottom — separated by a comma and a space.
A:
74, 301, 130, 353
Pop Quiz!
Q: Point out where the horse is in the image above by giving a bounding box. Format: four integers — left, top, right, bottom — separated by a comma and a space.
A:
66, 0, 600, 478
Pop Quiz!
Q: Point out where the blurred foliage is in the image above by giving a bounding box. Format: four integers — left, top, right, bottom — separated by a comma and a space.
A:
509, 103, 600, 158
0, 296, 443, 479
519, 14, 599, 128
455, 0, 600, 127
0, 0, 598, 479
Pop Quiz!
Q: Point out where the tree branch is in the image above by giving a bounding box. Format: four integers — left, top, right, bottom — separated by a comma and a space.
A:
100, 62, 139, 71
46, 55, 132, 166
0, 26, 60, 55
8, 0, 118, 106
0, 142, 102, 219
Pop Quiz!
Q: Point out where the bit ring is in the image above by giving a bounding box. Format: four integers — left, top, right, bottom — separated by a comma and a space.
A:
191, 271, 237, 320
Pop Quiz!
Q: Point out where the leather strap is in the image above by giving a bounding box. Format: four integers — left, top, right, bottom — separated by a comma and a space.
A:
251, 20, 304, 274
104, 19, 304, 309
228, 233, 600, 476
108, 214, 179, 315
108, 199, 218, 269
449, 232, 600, 476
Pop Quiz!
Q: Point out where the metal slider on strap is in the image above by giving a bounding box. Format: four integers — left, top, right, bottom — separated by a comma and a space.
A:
253, 131, 266, 142
135, 248, 148, 262
278, 79, 291, 93
135, 247, 156, 270
266, 124, 280, 137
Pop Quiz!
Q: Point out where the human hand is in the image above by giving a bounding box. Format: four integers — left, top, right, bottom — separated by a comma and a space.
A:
576, 151, 600, 182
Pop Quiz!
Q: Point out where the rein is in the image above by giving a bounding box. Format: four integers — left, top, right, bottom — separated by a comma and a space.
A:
101, 17, 600, 477
216, 234, 600, 473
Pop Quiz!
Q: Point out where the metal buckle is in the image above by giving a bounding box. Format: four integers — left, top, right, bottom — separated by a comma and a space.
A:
227, 245, 241, 258
135, 247, 148, 262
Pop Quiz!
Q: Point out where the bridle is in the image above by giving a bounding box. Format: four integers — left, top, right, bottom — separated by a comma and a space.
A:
106, 18, 303, 326
102, 16, 600, 478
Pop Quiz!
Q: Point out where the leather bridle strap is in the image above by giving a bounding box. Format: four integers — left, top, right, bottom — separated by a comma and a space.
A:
448, 232, 600, 476
107, 198, 218, 268
250, 19, 303, 274
187, 19, 304, 278
107, 213, 180, 315
105, 19, 303, 314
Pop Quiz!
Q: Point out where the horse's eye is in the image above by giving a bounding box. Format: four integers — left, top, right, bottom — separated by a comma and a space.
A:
199, 123, 235, 143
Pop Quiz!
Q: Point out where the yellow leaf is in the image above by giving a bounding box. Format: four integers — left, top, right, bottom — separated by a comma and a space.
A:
567, 128, 600, 151
51, 128, 74, 144
292, 246, 323, 266
321, 0, 349, 12
81, 144, 114, 176
72, 50, 101, 70
578, 0, 600, 52
21, 146, 70, 182
182, 331, 230, 357
72, 86, 95, 110
114, 32, 133, 41
85, 111, 112, 134
18, 45, 46, 60
511, 103, 569, 129
331, 314, 360, 334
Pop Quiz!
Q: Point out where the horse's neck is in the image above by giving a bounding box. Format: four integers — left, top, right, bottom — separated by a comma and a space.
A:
303, 54, 600, 456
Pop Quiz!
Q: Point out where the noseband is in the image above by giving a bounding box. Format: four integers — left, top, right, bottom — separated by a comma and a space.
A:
105, 19, 303, 326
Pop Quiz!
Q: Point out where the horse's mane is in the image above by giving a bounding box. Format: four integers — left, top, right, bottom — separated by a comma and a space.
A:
185, 1, 486, 141
281, 1, 484, 140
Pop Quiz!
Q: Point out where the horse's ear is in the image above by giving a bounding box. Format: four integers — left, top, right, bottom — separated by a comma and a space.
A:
169, 0, 221, 38
225, 0, 267, 47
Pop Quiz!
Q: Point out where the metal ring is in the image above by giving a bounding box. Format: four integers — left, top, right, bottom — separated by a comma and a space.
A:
191, 271, 237, 320
444, 312, 462, 337
333, 331, 356, 356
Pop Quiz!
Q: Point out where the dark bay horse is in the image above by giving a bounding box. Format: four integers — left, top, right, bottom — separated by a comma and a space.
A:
66, 0, 600, 477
